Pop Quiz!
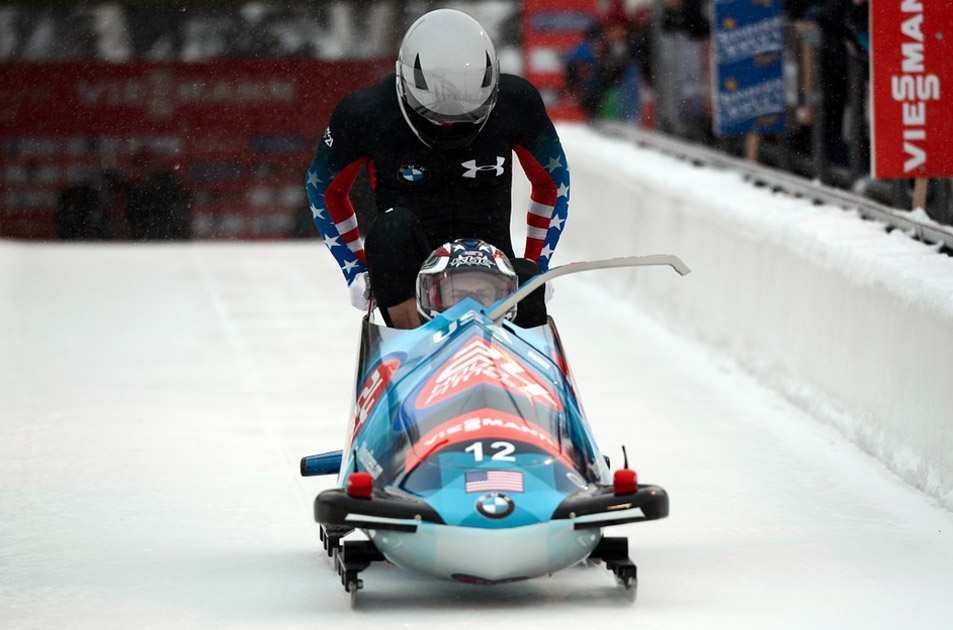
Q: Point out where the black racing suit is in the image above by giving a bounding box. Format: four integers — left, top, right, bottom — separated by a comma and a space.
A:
305, 72, 570, 319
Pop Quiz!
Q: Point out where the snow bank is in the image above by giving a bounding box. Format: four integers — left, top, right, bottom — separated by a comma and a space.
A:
523, 124, 953, 510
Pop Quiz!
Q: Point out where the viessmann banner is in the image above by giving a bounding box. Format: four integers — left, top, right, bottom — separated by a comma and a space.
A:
870, 0, 953, 178
0, 60, 391, 239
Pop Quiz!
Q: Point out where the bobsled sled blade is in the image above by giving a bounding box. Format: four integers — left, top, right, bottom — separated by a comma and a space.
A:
300, 450, 343, 477
488, 254, 691, 322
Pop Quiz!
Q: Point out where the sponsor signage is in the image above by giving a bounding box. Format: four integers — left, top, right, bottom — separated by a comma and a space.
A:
351, 357, 402, 442
711, 0, 786, 136
415, 337, 562, 411
404, 408, 573, 472
870, 0, 953, 178
0, 59, 392, 238
475, 492, 516, 519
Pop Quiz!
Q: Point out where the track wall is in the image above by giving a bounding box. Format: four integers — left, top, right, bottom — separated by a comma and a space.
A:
517, 124, 953, 509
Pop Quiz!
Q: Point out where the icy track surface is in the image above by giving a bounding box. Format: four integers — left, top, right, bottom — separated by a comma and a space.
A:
2, 242, 953, 630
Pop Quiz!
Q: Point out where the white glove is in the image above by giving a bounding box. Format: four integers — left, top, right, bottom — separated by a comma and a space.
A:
348, 272, 371, 312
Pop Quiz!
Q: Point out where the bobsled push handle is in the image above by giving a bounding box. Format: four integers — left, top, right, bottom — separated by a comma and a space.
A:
488, 254, 691, 323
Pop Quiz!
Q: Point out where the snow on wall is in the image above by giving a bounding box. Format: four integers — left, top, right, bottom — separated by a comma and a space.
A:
520, 124, 953, 510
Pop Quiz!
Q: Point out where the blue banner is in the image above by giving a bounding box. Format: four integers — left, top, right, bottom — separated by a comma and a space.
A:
712, 0, 786, 137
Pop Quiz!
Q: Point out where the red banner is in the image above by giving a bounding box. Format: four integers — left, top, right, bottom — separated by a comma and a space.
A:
870, 0, 953, 178
0, 59, 392, 239
521, 0, 597, 121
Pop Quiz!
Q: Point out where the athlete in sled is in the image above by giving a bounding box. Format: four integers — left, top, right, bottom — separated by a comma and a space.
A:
300, 238, 690, 604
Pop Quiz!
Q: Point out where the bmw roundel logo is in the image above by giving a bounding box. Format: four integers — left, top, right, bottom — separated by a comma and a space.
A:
398, 165, 429, 183
476, 493, 515, 519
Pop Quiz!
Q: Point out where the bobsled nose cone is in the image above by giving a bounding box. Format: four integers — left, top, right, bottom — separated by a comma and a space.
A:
369, 521, 601, 582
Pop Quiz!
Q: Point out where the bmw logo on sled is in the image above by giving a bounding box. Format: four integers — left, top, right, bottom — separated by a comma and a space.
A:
300, 253, 690, 605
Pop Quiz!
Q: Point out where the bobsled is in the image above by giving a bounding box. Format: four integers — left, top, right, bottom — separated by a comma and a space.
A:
300, 255, 690, 603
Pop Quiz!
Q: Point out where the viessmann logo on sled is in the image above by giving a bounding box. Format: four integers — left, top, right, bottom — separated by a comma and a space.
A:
415, 337, 562, 411
404, 408, 574, 472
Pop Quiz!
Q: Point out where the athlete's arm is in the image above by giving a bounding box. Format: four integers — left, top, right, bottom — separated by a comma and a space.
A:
510, 77, 570, 272
305, 96, 369, 284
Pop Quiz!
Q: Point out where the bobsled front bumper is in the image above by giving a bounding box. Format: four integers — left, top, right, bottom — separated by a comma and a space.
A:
552, 483, 669, 528
313, 483, 667, 582
315, 489, 444, 532
314, 482, 668, 533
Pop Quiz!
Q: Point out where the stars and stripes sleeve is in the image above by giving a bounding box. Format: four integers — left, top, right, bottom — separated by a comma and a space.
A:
305, 104, 368, 285
514, 137, 569, 272
511, 79, 570, 272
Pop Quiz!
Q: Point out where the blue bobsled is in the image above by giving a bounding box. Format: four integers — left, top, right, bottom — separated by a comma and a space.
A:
300, 255, 690, 602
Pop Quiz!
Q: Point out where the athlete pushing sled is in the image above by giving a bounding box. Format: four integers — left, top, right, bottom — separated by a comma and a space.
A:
300, 238, 690, 605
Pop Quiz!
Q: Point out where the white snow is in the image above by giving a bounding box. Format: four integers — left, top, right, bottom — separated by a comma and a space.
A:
3, 127, 953, 628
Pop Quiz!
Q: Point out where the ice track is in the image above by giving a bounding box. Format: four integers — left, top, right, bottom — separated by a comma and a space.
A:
2, 241, 953, 629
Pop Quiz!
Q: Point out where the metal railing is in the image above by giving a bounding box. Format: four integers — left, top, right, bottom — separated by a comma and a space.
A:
599, 121, 953, 254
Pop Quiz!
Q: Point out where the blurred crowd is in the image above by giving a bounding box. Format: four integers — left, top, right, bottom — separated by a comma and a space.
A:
565, 0, 709, 124
0, 1, 517, 63
562, 2, 934, 218
789, 0, 870, 170
54, 150, 191, 241
563, 0, 869, 144
564, 0, 707, 124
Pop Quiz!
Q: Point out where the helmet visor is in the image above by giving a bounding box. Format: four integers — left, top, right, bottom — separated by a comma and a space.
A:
399, 69, 498, 125
425, 269, 517, 312
397, 61, 499, 150
402, 105, 489, 150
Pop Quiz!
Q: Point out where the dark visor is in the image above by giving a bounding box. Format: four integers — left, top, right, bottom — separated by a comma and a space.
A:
404, 107, 486, 150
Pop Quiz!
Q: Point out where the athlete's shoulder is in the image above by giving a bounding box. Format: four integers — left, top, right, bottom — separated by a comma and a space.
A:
499, 73, 544, 102
495, 74, 555, 141
497, 73, 550, 121
332, 74, 398, 126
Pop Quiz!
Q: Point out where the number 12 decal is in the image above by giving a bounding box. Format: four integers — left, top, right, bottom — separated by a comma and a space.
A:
464, 441, 516, 462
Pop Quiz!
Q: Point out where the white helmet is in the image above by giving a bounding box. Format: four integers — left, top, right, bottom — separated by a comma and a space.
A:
396, 9, 501, 150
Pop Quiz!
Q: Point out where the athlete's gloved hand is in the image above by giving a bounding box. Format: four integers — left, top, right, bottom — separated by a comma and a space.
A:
348, 272, 371, 312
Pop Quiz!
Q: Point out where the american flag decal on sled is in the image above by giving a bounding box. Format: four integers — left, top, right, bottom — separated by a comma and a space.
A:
465, 469, 524, 493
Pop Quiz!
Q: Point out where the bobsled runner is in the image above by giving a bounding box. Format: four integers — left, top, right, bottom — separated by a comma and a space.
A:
300, 254, 690, 604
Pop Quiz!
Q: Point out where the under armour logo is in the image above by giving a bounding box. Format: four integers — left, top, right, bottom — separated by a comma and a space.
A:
461, 157, 505, 179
